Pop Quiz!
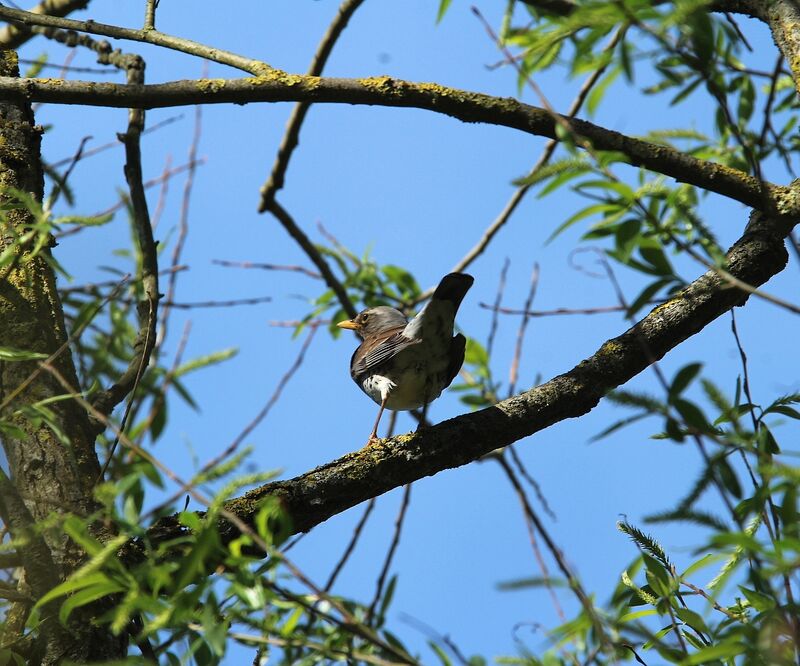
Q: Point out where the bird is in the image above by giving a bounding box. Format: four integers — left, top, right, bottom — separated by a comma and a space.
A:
337, 272, 473, 445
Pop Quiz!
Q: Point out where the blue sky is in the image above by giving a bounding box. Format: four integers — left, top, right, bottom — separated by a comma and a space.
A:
16, 1, 799, 662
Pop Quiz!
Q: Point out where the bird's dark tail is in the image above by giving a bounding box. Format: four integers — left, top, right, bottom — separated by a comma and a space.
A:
432, 272, 474, 309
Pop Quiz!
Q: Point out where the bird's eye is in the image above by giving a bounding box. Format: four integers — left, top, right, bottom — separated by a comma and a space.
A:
361, 313, 369, 322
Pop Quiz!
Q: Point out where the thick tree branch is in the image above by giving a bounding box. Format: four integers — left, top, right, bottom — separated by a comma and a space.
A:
0, 74, 795, 216
144, 210, 793, 545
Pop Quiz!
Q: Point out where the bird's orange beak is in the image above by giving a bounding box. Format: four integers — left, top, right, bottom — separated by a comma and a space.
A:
336, 319, 359, 331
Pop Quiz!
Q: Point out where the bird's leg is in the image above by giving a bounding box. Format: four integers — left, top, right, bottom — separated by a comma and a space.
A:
367, 396, 388, 445
416, 401, 430, 432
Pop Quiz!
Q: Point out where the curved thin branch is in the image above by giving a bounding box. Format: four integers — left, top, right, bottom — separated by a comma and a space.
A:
90, 57, 159, 423
258, 0, 366, 210
432, 25, 626, 299
2, 74, 794, 217
143, 210, 793, 544
267, 200, 357, 318
0, 0, 90, 48
0, 5, 270, 75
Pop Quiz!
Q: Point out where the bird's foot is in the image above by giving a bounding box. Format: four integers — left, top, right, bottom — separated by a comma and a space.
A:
361, 433, 381, 449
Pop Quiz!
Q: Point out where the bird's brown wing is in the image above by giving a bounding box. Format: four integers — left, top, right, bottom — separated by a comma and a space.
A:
442, 333, 467, 389
350, 326, 420, 382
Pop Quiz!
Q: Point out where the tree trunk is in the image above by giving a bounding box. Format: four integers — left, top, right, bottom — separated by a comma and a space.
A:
0, 50, 125, 664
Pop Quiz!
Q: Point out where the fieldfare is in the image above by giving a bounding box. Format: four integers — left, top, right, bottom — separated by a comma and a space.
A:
337, 272, 474, 444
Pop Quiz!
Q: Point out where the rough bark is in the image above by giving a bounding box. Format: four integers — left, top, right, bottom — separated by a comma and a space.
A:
764, 0, 800, 94
0, 50, 124, 664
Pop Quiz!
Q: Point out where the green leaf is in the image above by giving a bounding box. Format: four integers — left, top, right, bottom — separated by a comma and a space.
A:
175, 348, 238, 377
737, 76, 755, 124
669, 363, 703, 400
430, 641, 453, 666
684, 641, 745, 664
675, 607, 709, 636
436, 0, 452, 23
497, 576, 566, 590
0, 346, 47, 361
626, 278, 672, 317
674, 398, 710, 432
717, 457, 742, 498
58, 579, 126, 624
680, 553, 720, 580
738, 585, 776, 612
763, 405, 800, 420
586, 66, 621, 116
35, 572, 116, 609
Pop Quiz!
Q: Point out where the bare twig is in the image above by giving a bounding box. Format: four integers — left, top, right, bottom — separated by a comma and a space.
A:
507, 445, 556, 521
49, 115, 184, 169
508, 264, 539, 396
90, 56, 160, 431
158, 101, 202, 344
84, 158, 205, 222
757, 55, 784, 150
486, 258, 509, 361
367, 483, 412, 625
267, 200, 357, 318
258, 0, 366, 210
213, 259, 321, 280
432, 24, 627, 297
324, 499, 376, 591
144, 0, 158, 31
0, 5, 270, 75
141, 323, 320, 522
149, 154, 172, 230
494, 454, 596, 635
158, 295, 272, 309
479, 301, 661, 317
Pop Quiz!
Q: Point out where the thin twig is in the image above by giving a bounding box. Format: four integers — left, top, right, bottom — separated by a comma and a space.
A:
149, 154, 172, 230
267, 200, 357, 318
258, 0, 366, 210
367, 484, 412, 625
157, 295, 272, 309
758, 55, 784, 150
324, 499, 377, 591
508, 264, 539, 396
141, 323, 320, 522
479, 301, 661, 317
412, 24, 627, 303
49, 115, 184, 169
44, 361, 417, 665
213, 259, 321, 280
158, 100, 202, 345
0, 5, 270, 75
84, 158, 205, 222
91, 56, 160, 428
507, 445, 556, 521
486, 258, 509, 361
144, 0, 158, 31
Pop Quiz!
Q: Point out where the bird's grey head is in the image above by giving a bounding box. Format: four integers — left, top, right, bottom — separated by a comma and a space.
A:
336, 306, 408, 339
